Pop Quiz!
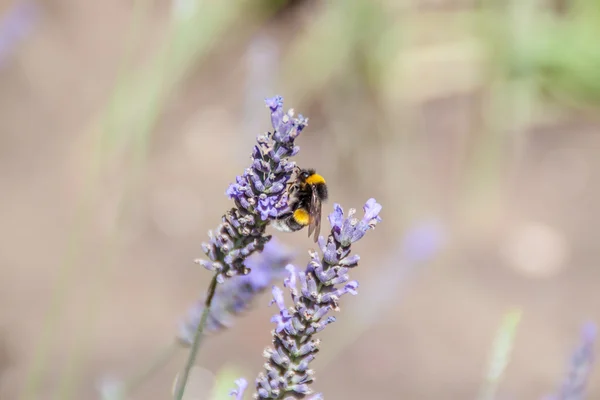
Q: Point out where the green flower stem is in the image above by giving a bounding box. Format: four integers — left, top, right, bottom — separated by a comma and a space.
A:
174, 274, 219, 400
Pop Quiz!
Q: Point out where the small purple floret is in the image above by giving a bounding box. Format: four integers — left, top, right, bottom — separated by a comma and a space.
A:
328, 199, 382, 246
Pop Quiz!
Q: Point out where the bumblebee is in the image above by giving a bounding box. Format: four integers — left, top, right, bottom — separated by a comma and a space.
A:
271, 167, 329, 242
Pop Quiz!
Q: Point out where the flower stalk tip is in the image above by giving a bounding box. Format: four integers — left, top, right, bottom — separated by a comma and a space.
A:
200, 96, 307, 283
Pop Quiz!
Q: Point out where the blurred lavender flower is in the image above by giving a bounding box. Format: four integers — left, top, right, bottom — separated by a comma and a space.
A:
0, 1, 38, 66
231, 198, 382, 399
179, 238, 295, 345
230, 378, 249, 400
197, 96, 307, 283
354, 219, 444, 324
400, 220, 445, 264
545, 322, 597, 400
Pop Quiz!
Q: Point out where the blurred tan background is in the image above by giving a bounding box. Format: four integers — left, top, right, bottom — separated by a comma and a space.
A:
0, 0, 599, 399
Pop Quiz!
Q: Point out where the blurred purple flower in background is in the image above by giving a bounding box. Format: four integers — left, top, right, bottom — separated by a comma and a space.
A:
400, 219, 445, 264
355, 219, 445, 324
0, 1, 38, 67
197, 96, 306, 283
230, 198, 382, 399
179, 238, 295, 345
545, 321, 597, 400
229, 378, 248, 400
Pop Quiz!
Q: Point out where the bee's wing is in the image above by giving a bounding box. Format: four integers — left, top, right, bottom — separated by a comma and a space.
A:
307, 187, 322, 242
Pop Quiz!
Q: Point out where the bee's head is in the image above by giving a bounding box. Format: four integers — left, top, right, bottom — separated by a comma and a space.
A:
300, 168, 326, 190
299, 168, 315, 181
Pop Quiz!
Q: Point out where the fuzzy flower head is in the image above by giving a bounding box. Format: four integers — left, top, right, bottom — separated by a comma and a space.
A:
251, 198, 382, 399
198, 96, 306, 283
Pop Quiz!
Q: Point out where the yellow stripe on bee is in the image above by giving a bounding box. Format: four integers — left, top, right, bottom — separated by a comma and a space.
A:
293, 209, 311, 226
305, 173, 326, 185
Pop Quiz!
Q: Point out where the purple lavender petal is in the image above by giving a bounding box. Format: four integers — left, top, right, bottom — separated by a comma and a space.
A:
283, 264, 297, 290
348, 221, 369, 244
344, 281, 359, 295
328, 204, 344, 231
270, 314, 288, 334
270, 286, 286, 312
362, 198, 382, 222
339, 254, 360, 268
265, 95, 284, 130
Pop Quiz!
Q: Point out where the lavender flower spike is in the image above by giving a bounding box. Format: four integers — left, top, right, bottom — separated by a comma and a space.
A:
546, 321, 597, 400
197, 96, 307, 283
179, 238, 295, 345
251, 198, 382, 399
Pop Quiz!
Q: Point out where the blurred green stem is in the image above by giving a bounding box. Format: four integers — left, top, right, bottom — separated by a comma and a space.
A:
478, 309, 522, 400
55, 123, 157, 400
22, 1, 246, 399
19, 162, 100, 400
174, 274, 219, 400
53, 5, 170, 400
20, 1, 152, 398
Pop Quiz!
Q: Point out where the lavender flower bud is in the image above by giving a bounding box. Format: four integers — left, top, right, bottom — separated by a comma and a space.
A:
546, 321, 597, 400
244, 198, 382, 399
179, 239, 295, 345
201, 96, 307, 282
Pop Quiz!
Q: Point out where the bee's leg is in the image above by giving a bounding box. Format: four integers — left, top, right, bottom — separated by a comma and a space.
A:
286, 183, 300, 206
288, 181, 299, 192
